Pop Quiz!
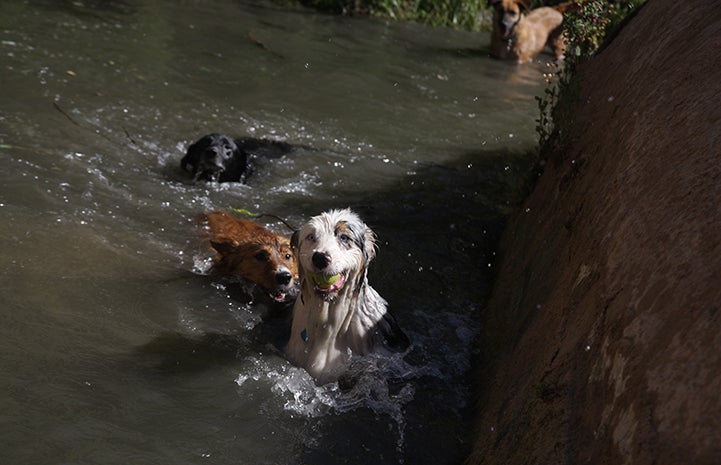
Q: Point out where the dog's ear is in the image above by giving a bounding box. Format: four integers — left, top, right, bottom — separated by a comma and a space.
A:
290, 230, 300, 252
209, 239, 239, 256
363, 226, 377, 263
181, 139, 204, 173
290, 230, 305, 277
352, 225, 376, 291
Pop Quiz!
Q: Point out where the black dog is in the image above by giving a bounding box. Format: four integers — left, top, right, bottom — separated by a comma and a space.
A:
181, 133, 295, 183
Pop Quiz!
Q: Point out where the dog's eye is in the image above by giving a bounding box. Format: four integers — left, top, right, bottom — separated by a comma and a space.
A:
339, 234, 351, 245
284, 253, 293, 261
254, 251, 269, 262
306, 233, 315, 242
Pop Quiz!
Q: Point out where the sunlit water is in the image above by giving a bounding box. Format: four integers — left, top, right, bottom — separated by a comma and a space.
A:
1, 1, 551, 464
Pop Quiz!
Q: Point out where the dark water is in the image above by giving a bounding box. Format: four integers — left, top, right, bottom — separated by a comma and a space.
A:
0, 1, 550, 463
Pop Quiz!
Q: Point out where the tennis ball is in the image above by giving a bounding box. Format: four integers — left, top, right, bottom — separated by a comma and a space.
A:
311, 273, 340, 288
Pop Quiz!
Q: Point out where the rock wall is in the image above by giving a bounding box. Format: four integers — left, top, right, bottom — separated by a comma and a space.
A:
467, 1, 721, 464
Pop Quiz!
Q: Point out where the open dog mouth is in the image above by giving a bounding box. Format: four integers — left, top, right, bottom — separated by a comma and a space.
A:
269, 285, 299, 303
196, 166, 223, 182
309, 272, 347, 297
500, 23, 513, 39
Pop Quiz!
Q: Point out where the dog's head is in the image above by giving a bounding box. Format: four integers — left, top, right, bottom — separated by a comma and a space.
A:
181, 133, 248, 182
488, 0, 530, 38
291, 209, 376, 302
204, 212, 299, 302
211, 237, 298, 302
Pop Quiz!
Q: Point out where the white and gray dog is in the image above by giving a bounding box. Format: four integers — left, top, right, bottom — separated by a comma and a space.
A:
287, 208, 409, 383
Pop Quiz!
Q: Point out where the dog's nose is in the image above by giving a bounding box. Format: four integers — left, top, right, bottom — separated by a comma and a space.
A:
312, 251, 331, 270
275, 270, 292, 286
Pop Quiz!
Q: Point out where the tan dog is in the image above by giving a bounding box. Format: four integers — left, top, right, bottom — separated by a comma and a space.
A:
286, 209, 409, 384
488, 0, 569, 63
200, 211, 298, 302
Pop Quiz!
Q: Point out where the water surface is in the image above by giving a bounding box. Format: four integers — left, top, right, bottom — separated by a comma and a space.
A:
1, 1, 550, 463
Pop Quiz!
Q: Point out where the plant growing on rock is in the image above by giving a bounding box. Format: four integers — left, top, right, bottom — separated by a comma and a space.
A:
536, 0, 645, 148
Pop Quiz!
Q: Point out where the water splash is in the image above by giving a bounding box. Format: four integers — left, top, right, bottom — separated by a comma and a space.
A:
235, 349, 427, 460
191, 253, 214, 275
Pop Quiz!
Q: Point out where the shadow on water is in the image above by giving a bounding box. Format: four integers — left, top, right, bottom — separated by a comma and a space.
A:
136, 332, 248, 374
286, 152, 537, 464
134, 282, 295, 375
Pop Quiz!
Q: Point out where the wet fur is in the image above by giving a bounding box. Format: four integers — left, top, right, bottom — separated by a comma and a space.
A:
201, 211, 298, 302
488, 0, 568, 63
182, 133, 294, 183
287, 209, 409, 384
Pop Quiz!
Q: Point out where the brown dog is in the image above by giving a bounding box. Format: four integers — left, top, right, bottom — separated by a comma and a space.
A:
200, 211, 298, 302
488, 0, 569, 63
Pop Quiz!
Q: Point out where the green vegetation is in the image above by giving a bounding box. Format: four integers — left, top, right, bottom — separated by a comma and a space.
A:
292, 0, 492, 30
536, 0, 645, 148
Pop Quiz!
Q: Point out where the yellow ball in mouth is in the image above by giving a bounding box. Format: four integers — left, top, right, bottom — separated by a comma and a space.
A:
310, 273, 341, 289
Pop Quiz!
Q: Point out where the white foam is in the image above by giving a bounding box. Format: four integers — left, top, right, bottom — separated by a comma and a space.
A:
191, 254, 214, 275
234, 349, 428, 459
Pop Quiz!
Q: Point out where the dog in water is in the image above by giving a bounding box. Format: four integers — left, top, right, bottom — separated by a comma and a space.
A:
287, 209, 409, 383
488, 0, 570, 63
200, 211, 298, 302
181, 133, 295, 183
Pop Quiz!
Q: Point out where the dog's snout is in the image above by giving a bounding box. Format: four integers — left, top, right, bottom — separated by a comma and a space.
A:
312, 251, 331, 270
201, 148, 225, 169
275, 270, 292, 286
